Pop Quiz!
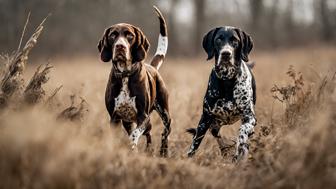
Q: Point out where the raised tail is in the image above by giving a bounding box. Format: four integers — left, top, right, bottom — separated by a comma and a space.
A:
150, 6, 168, 70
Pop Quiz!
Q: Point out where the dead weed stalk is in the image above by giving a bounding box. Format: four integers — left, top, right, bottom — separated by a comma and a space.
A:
271, 65, 335, 127
0, 14, 89, 122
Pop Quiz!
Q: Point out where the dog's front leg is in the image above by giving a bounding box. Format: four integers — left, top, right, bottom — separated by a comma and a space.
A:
233, 108, 256, 163
129, 113, 149, 149
187, 114, 211, 157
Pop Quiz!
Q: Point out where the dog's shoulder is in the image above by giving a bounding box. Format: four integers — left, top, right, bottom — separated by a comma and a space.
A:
205, 69, 236, 102
240, 62, 256, 105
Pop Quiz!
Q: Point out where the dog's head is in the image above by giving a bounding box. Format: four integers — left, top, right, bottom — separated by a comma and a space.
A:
203, 26, 253, 79
98, 23, 150, 72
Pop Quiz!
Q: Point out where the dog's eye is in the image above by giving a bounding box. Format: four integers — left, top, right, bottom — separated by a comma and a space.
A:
215, 38, 221, 45
232, 39, 239, 47
126, 33, 134, 42
110, 32, 118, 41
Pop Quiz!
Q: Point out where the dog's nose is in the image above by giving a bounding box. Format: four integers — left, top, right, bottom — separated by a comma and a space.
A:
116, 44, 126, 50
221, 51, 232, 59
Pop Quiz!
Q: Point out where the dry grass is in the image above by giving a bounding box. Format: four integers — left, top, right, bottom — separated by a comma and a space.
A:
1, 32, 336, 189
0, 15, 46, 108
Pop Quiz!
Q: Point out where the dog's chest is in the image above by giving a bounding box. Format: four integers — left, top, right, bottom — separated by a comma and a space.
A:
205, 96, 240, 125
114, 77, 137, 122
204, 73, 245, 125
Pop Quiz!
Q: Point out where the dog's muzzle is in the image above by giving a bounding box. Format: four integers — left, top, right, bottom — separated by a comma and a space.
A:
215, 60, 238, 80
114, 44, 127, 61
221, 50, 232, 62
215, 47, 238, 79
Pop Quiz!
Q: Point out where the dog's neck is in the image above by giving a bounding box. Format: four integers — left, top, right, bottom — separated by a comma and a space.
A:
112, 58, 132, 71
213, 58, 244, 81
112, 61, 142, 78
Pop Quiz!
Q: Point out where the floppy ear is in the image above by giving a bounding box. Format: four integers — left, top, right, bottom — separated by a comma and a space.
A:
202, 27, 220, 60
131, 26, 150, 63
97, 27, 112, 62
234, 28, 253, 62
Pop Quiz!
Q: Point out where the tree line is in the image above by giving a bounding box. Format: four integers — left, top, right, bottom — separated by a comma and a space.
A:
0, 0, 335, 57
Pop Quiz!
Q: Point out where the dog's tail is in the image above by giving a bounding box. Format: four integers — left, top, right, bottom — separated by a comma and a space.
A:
150, 6, 168, 70
186, 128, 197, 136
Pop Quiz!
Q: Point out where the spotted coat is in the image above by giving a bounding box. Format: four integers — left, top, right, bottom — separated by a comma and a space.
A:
187, 26, 257, 162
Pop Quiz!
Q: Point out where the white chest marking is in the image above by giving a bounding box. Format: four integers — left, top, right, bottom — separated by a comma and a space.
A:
114, 77, 137, 121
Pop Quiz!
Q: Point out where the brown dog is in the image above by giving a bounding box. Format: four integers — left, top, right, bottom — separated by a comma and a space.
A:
97, 6, 170, 156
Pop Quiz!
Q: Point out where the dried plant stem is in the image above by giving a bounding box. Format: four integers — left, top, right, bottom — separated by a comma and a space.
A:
45, 85, 63, 105
24, 64, 53, 104
17, 12, 31, 52
0, 15, 48, 108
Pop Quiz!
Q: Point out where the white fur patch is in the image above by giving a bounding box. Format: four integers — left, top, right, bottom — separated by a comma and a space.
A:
154, 35, 168, 70
155, 35, 168, 56
113, 37, 130, 62
129, 127, 146, 149
114, 77, 137, 122
242, 61, 255, 115
217, 46, 234, 66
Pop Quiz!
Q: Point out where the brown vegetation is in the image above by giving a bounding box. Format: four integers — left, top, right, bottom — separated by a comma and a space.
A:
1, 45, 336, 188
0, 16, 336, 189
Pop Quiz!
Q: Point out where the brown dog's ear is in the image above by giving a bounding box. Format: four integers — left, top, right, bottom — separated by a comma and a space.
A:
234, 28, 253, 62
98, 27, 112, 62
131, 26, 150, 63
202, 27, 220, 61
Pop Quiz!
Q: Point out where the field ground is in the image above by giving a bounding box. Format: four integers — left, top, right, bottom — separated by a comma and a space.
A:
1, 47, 336, 188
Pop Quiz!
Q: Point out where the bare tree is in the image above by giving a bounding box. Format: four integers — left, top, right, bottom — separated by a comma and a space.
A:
249, 0, 264, 31
167, 0, 179, 55
319, 0, 334, 41
194, 0, 206, 53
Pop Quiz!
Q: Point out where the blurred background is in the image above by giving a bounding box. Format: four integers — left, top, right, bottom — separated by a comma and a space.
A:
0, 0, 335, 58
0, 2, 336, 188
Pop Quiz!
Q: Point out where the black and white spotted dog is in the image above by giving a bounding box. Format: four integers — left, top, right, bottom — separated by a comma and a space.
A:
186, 26, 256, 162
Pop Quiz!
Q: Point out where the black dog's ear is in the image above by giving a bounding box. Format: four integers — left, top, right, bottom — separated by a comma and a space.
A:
98, 27, 112, 62
131, 26, 150, 63
202, 27, 220, 60
234, 28, 253, 62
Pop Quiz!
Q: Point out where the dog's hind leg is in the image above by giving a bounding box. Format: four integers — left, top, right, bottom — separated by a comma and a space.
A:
154, 76, 171, 157
154, 101, 171, 157
143, 121, 153, 153
110, 114, 122, 128
122, 121, 133, 135
210, 125, 232, 157
110, 119, 121, 127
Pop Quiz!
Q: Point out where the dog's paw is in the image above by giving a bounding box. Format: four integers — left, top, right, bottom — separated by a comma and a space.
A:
145, 145, 154, 155
187, 149, 195, 158
232, 143, 249, 163
159, 148, 168, 158
232, 155, 239, 163
131, 144, 139, 153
